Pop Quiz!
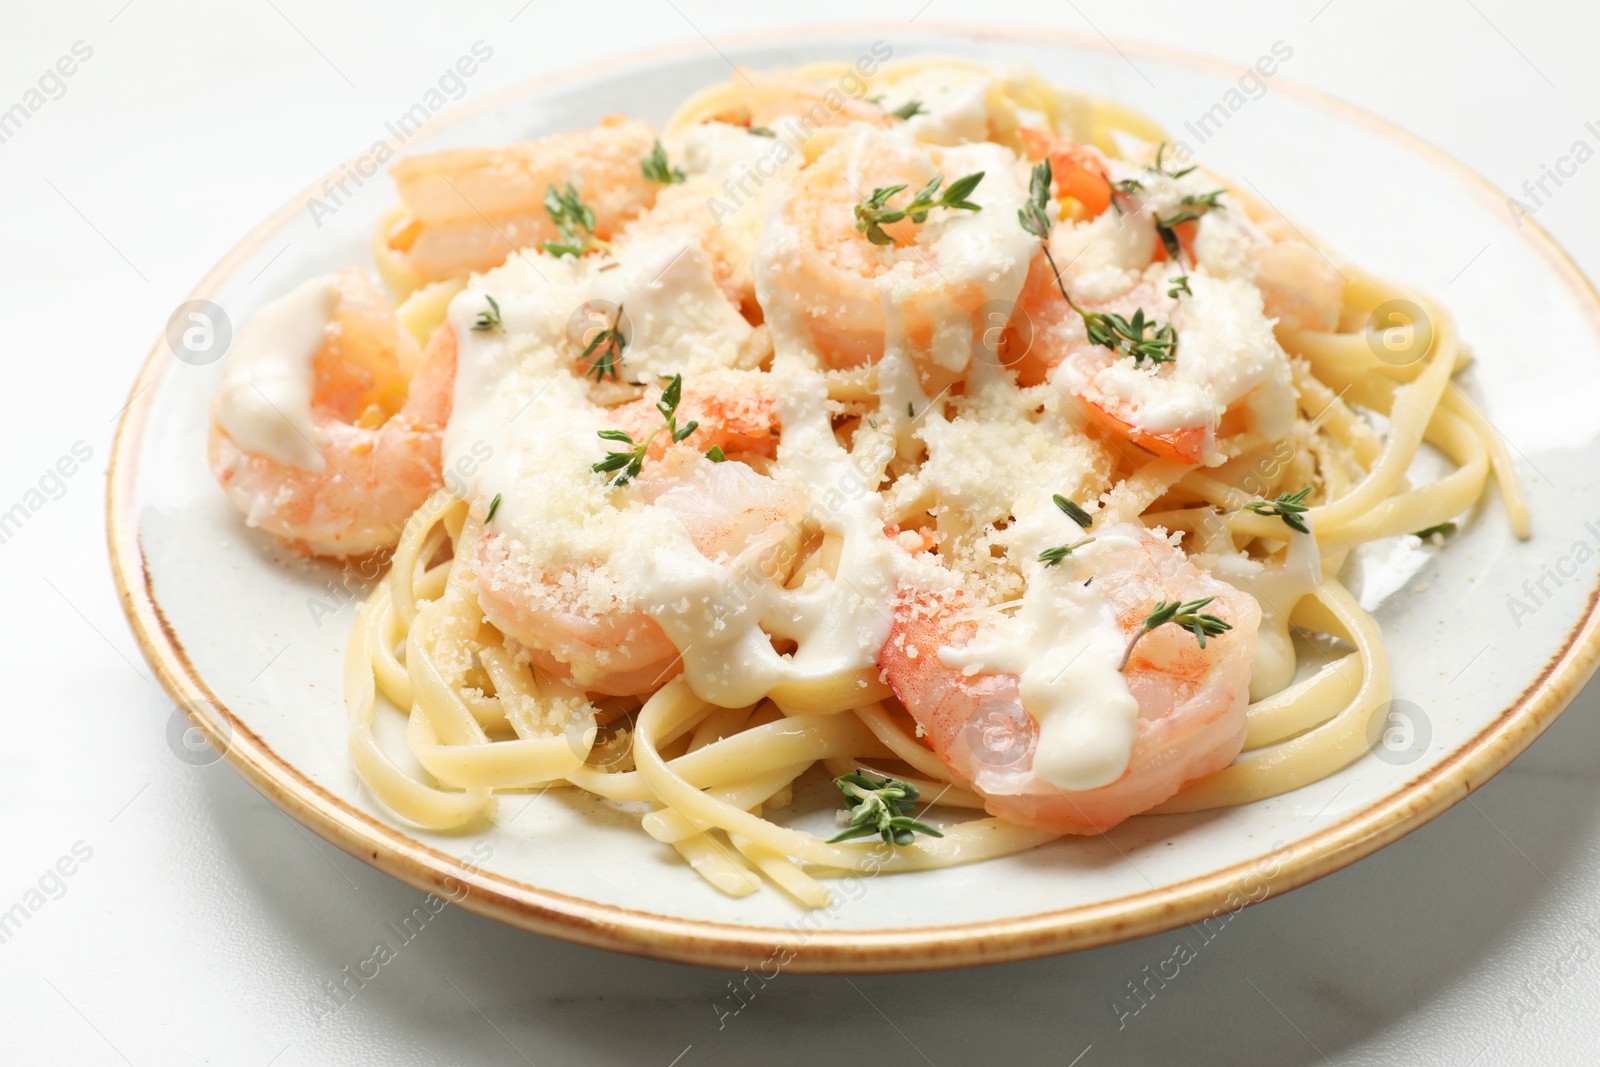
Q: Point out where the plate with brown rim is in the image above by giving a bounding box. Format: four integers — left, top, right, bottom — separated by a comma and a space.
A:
108, 23, 1600, 973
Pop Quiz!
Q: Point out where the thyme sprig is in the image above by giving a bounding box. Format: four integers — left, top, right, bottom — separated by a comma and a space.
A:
826, 772, 944, 847
1020, 160, 1179, 367
1120, 597, 1233, 671
1108, 143, 1193, 212
484, 493, 501, 523
580, 302, 627, 382
1038, 538, 1094, 566
1092, 308, 1178, 366
855, 171, 985, 246
1153, 142, 1197, 180
471, 294, 503, 332
641, 140, 684, 184
1102, 145, 1223, 259
888, 99, 926, 120
1167, 275, 1192, 299
1155, 190, 1227, 261
1018, 158, 1055, 240
540, 182, 604, 258
591, 373, 700, 486
1242, 487, 1312, 534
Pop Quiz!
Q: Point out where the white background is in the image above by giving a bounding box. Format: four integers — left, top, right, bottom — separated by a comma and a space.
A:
4, 1, 1600, 1064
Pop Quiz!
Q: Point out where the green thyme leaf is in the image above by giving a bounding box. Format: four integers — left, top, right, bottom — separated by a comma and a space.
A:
1052, 494, 1093, 529
1243, 487, 1312, 534
855, 171, 985, 245
826, 772, 944, 847
1018, 159, 1053, 239
641, 139, 685, 184
471, 294, 503, 332
579, 303, 627, 382
1038, 538, 1094, 566
540, 182, 603, 257
592, 373, 698, 485
1121, 596, 1232, 670
1020, 160, 1180, 368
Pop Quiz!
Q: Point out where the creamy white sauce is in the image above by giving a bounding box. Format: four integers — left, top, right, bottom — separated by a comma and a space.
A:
871, 67, 993, 145
1207, 525, 1322, 702
760, 363, 900, 686
917, 139, 1035, 370
213, 273, 339, 469
669, 120, 780, 179
940, 515, 1145, 791
1041, 147, 1295, 460
442, 218, 906, 707
1171, 272, 1294, 442
432, 116, 1287, 790
1048, 208, 1155, 304
1075, 269, 1285, 439
1086, 356, 1213, 434
874, 345, 929, 463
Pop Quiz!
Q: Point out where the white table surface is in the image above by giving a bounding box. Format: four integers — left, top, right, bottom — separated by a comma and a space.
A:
5, 1, 1599, 1063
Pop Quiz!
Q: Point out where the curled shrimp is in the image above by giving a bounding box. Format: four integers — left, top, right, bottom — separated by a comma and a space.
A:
1005, 258, 1225, 464
382, 116, 661, 289
476, 436, 803, 697
1000, 173, 1301, 465
208, 269, 454, 558
879, 522, 1260, 832
757, 125, 1034, 391
619, 122, 788, 316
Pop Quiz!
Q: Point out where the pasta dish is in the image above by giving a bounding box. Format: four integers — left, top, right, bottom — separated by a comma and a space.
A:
205, 54, 1528, 907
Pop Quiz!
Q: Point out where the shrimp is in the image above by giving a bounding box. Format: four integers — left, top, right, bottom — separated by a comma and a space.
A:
618, 122, 783, 317
383, 116, 661, 288
208, 269, 454, 558
607, 370, 781, 463
1052, 289, 1215, 465
475, 435, 803, 697
879, 522, 1260, 832
1255, 240, 1344, 333
698, 70, 891, 132
1002, 187, 1302, 466
1004, 254, 1218, 463
757, 125, 1035, 392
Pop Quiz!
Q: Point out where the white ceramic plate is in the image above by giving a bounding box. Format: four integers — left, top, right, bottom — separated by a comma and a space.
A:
110, 24, 1600, 972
